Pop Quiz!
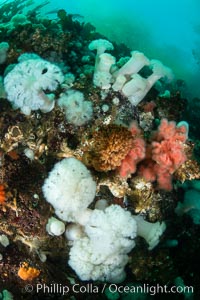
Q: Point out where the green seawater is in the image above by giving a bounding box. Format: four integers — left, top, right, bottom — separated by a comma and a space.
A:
41, 0, 200, 99
1, 0, 199, 99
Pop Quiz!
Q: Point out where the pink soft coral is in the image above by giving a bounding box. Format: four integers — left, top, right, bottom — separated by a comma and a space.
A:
118, 122, 146, 177
118, 118, 187, 191
139, 118, 187, 190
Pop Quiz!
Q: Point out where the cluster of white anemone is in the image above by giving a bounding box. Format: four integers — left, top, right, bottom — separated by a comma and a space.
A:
43, 157, 166, 282
88, 38, 174, 106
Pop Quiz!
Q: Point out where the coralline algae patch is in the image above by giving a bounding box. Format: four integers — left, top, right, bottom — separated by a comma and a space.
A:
0, 0, 200, 299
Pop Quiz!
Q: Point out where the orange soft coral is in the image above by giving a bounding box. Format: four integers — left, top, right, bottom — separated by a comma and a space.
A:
18, 262, 40, 281
0, 184, 6, 204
